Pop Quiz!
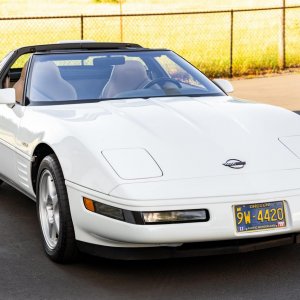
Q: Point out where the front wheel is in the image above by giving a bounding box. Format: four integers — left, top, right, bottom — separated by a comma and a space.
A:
36, 154, 78, 263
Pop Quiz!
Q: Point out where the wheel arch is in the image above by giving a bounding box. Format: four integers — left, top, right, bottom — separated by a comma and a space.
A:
31, 143, 56, 194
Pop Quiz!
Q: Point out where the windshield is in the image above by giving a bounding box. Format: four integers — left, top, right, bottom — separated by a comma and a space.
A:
27, 50, 225, 105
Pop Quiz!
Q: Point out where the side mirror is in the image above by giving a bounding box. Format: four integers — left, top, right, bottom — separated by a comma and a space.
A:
0, 88, 16, 105
213, 79, 234, 94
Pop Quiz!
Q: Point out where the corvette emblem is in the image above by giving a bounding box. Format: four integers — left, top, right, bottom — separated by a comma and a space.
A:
223, 159, 246, 169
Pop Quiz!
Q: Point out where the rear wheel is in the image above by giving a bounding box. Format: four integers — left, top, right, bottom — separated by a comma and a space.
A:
36, 154, 78, 263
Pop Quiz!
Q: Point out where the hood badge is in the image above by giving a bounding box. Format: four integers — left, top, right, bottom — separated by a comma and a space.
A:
223, 159, 246, 169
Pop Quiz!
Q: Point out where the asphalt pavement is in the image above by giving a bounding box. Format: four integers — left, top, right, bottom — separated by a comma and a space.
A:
1, 74, 300, 300
231, 73, 300, 111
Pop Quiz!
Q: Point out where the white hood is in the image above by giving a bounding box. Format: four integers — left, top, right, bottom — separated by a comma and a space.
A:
32, 96, 300, 195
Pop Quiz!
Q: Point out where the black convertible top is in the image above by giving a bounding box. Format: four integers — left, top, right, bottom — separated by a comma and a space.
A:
14, 42, 144, 56
0, 42, 145, 81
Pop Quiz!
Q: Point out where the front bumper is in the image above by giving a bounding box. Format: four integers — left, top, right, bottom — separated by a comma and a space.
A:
66, 180, 300, 252
77, 233, 300, 260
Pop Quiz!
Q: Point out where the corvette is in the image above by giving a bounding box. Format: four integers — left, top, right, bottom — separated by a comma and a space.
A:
0, 41, 300, 263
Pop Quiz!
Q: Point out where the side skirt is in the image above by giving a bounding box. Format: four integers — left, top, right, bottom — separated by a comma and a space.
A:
0, 173, 36, 201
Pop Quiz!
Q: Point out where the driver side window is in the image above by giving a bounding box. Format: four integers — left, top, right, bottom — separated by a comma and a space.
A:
7, 54, 31, 103
9, 54, 31, 86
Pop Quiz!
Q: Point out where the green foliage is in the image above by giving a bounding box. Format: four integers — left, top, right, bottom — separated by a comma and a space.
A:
1, 2, 300, 78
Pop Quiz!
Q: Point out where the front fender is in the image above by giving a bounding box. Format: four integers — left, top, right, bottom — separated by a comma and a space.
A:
20, 109, 121, 195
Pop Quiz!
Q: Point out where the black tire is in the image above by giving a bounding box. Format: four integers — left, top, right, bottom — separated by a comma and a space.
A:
0, 180, 3, 186
36, 154, 78, 263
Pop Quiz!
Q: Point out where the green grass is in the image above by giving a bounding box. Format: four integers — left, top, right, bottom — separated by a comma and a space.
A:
1, 0, 300, 77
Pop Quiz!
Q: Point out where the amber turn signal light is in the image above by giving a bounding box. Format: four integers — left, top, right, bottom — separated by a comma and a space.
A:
83, 197, 95, 212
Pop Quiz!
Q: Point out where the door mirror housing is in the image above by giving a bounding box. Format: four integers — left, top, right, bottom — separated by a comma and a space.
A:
213, 79, 234, 94
0, 88, 16, 105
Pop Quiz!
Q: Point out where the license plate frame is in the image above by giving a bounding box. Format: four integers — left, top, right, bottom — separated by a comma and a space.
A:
234, 201, 287, 233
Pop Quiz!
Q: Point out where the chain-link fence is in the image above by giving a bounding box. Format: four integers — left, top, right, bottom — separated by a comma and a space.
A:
1, 5, 300, 77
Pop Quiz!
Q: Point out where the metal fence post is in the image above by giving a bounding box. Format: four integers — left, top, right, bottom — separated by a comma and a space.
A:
279, 0, 286, 69
119, 0, 123, 42
230, 10, 234, 77
80, 15, 84, 40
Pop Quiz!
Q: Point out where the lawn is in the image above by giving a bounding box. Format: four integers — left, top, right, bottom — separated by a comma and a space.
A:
1, 0, 300, 77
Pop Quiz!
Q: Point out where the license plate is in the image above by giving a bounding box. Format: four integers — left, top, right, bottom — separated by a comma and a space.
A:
234, 201, 286, 233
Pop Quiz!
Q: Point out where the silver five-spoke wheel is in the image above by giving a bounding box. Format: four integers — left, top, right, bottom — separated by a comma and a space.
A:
39, 170, 60, 250
37, 154, 77, 262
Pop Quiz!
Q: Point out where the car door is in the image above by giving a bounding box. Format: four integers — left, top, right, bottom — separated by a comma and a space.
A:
0, 102, 26, 184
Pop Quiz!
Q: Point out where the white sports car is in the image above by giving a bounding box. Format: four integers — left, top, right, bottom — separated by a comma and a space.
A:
0, 42, 300, 263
